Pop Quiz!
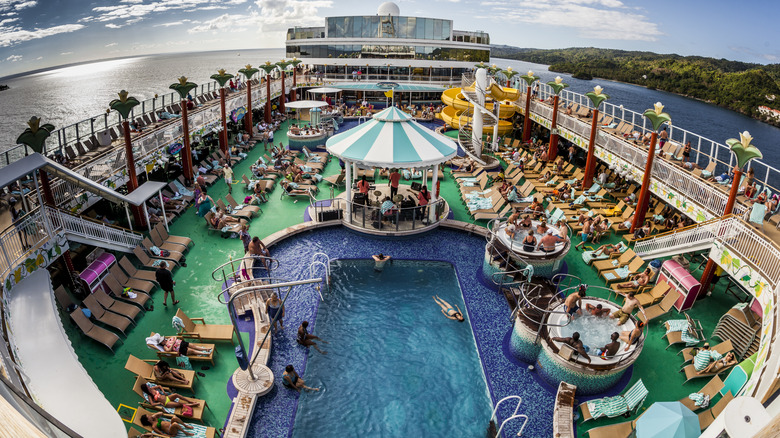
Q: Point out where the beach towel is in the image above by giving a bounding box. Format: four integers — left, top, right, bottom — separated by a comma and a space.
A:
172, 316, 185, 332
587, 396, 628, 419
749, 203, 766, 225
688, 392, 710, 408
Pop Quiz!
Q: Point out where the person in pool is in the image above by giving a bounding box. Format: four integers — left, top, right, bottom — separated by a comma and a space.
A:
283, 364, 319, 392
432, 295, 464, 321
551, 332, 591, 363
596, 332, 621, 358
297, 321, 328, 354
372, 253, 391, 271
619, 321, 644, 351
585, 303, 610, 317
563, 285, 586, 317
140, 412, 194, 436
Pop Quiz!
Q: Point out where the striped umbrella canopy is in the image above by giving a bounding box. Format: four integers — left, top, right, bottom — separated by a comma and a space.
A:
326, 107, 457, 168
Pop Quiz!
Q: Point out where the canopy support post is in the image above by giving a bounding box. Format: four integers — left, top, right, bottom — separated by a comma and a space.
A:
430, 164, 439, 223
143, 203, 152, 233
345, 160, 352, 218
159, 191, 169, 232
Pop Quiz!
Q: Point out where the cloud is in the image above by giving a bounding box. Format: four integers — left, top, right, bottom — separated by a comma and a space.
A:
728, 46, 780, 64
60, 51, 73, 55
184, 0, 332, 35
155, 21, 188, 27
0, 23, 85, 48
480, 0, 661, 42
6, 54, 20, 61
105, 42, 118, 47
0, 0, 35, 12
13, 0, 35, 9
105, 23, 124, 29
35, 56, 41, 60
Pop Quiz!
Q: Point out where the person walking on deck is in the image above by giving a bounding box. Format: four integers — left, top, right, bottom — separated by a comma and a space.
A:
155, 261, 178, 306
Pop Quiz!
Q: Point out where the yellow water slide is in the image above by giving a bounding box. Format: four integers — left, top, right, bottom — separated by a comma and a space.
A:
438, 83, 519, 135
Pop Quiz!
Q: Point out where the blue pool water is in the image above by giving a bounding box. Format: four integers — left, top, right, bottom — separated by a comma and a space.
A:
292, 259, 491, 437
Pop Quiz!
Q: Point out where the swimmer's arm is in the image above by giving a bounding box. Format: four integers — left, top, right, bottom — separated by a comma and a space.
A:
441, 309, 455, 320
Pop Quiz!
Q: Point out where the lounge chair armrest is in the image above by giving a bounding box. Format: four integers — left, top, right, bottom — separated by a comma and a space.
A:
191, 317, 206, 324
142, 359, 160, 364
180, 333, 202, 339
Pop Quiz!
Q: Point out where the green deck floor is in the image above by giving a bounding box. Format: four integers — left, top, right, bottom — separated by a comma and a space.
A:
58, 122, 743, 436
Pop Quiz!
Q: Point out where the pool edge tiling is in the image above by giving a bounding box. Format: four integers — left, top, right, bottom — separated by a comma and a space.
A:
245, 226, 554, 438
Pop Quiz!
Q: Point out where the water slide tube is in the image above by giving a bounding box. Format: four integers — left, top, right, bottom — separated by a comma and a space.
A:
438, 83, 519, 135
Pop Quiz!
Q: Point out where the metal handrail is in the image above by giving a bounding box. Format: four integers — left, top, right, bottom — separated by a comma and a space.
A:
490, 395, 528, 438
313, 197, 447, 232
210, 255, 279, 282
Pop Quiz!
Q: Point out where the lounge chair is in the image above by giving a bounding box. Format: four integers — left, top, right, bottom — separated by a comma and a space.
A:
581, 242, 628, 266
149, 227, 188, 254
600, 257, 645, 284
682, 354, 737, 384
146, 332, 215, 366
141, 238, 185, 267
664, 314, 703, 349
54, 285, 76, 310
679, 376, 724, 412
119, 256, 161, 285
82, 293, 134, 335
698, 392, 734, 430
124, 355, 196, 393
70, 308, 120, 351
593, 249, 637, 274
142, 236, 186, 261
324, 171, 345, 188
586, 417, 639, 438
579, 379, 648, 422
131, 406, 216, 438
132, 377, 208, 423
204, 211, 243, 235
217, 199, 254, 221
638, 290, 681, 324
154, 223, 193, 249
175, 309, 236, 344
226, 194, 262, 217
102, 274, 151, 310
108, 263, 155, 295
681, 340, 734, 365
93, 288, 142, 321
133, 245, 179, 270
634, 280, 670, 307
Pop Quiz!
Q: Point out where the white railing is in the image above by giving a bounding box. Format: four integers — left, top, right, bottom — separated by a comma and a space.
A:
633, 217, 735, 259
45, 206, 144, 251
715, 217, 780, 287
0, 208, 50, 274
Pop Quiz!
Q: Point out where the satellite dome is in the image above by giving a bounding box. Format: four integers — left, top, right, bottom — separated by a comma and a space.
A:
377, 2, 400, 16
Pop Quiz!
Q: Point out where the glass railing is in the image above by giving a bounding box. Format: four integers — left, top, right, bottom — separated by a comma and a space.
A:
310, 197, 447, 232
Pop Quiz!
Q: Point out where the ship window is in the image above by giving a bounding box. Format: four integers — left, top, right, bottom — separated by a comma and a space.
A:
425, 19, 434, 40
433, 20, 442, 40
443, 21, 451, 40
352, 16, 362, 38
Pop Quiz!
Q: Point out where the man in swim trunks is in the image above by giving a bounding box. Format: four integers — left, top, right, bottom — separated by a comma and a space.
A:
616, 268, 652, 290
551, 332, 591, 363
597, 332, 621, 358
619, 321, 644, 351
585, 303, 610, 317
611, 291, 646, 325
297, 321, 328, 354
537, 229, 567, 253
563, 285, 586, 317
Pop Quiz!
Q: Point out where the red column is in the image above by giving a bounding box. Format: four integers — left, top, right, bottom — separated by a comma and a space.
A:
631, 131, 659, 232
219, 87, 228, 153
548, 95, 560, 161
62, 249, 78, 288
180, 100, 193, 182
39, 170, 55, 206
699, 168, 742, 294
279, 71, 286, 112
245, 81, 253, 135
122, 120, 146, 227
582, 108, 600, 190
522, 85, 532, 143
265, 77, 272, 124
290, 69, 297, 102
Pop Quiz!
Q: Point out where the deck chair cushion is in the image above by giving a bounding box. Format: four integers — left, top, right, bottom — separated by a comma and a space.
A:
586, 396, 628, 419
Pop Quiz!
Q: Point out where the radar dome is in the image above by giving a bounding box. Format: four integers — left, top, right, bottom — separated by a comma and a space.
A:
377, 2, 400, 16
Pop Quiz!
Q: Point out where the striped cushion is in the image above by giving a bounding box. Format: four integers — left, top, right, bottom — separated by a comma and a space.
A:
693, 350, 723, 371
587, 396, 628, 419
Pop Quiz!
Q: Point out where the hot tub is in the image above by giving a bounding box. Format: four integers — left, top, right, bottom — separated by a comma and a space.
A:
485, 220, 571, 279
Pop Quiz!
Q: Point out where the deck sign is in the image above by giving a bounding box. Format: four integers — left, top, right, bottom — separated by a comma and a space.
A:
168, 142, 183, 155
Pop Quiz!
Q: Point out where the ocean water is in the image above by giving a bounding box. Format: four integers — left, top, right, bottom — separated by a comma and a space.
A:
291, 259, 491, 437
1, 49, 780, 174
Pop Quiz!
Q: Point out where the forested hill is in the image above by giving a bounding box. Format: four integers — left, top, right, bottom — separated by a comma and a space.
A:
491, 46, 780, 125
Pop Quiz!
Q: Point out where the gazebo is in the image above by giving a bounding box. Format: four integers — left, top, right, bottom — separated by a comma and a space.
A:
326, 107, 457, 227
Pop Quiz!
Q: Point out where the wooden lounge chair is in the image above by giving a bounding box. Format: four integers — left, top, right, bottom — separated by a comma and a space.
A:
147, 332, 215, 366
586, 417, 638, 438
679, 376, 724, 412
226, 194, 262, 217
82, 293, 133, 335
131, 406, 216, 438
600, 257, 645, 284
133, 245, 179, 270
638, 289, 681, 324
149, 228, 188, 254
664, 314, 703, 349
175, 308, 236, 344
682, 354, 737, 384
93, 288, 142, 321
154, 223, 193, 249
70, 308, 120, 351
141, 238, 185, 266
593, 249, 636, 274
216, 199, 254, 221
142, 235, 186, 259
102, 274, 151, 310
132, 377, 208, 423
681, 340, 734, 365
54, 285, 76, 310
579, 379, 648, 422
204, 211, 243, 235
635, 280, 670, 307
119, 256, 161, 285
124, 355, 196, 393
323, 171, 345, 188
698, 392, 734, 430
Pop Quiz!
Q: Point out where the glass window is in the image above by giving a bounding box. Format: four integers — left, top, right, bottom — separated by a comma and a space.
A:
443, 21, 451, 40
397, 17, 407, 38
352, 16, 362, 38
416, 18, 425, 39
425, 18, 433, 40
433, 20, 442, 40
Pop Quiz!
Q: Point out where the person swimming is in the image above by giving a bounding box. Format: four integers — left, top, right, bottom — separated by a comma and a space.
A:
372, 253, 391, 271
432, 295, 464, 322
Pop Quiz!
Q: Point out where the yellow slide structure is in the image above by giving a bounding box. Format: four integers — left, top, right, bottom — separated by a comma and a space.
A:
438, 82, 519, 135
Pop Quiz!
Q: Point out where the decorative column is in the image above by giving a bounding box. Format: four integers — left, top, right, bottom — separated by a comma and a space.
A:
109, 90, 145, 227
210, 69, 234, 154
16, 117, 56, 205
582, 86, 610, 190
259, 62, 277, 124
519, 71, 540, 144
631, 102, 671, 231
238, 65, 259, 135
276, 60, 292, 113
546, 76, 569, 161
289, 58, 302, 102
699, 131, 763, 294
501, 67, 518, 89
169, 77, 197, 182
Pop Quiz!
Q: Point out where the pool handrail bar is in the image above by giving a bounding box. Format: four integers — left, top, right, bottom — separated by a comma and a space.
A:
210, 255, 280, 282
490, 395, 529, 437
309, 252, 332, 294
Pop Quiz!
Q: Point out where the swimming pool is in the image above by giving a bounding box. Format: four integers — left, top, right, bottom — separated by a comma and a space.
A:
292, 259, 491, 436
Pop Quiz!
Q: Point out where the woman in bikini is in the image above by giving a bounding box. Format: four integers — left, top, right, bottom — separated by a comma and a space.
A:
153, 361, 189, 385
283, 364, 319, 392
140, 412, 194, 437
432, 296, 464, 322
140, 382, 200, 409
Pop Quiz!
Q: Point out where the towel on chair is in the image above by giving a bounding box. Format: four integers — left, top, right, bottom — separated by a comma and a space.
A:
749, 203, 766, 225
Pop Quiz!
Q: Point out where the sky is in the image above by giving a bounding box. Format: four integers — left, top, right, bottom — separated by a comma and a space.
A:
0, 0, 779, 78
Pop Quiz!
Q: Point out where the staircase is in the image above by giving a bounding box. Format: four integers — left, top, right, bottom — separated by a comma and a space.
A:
457, 75, 500, 167
633, 216, 738, 259
45, 206, 144, 253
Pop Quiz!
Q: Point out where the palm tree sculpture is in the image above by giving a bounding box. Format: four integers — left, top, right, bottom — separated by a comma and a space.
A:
259, 62, 278, 124
210, 69, 234, 153
238, 65, 259, 134
169, 76, 198, 181
546, 76, 569, 161
17, 117, 56, 205
582, 85, 610, 189
276, 60, 293, 113
519, 70, 540, 143
109, 90, 145, 226
289, 58, 302, 101
501, 67, 518, 88
631, 101, 671, 231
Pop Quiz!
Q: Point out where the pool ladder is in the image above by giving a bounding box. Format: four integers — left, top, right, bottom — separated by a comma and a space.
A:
490, 395, 529, 437
309, 252, 332, 299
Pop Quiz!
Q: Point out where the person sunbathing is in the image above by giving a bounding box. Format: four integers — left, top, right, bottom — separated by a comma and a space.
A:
153, 360, 189, 385
140, 383, 200, 409
146, 333, 211, 357
701, 351, 737, 374
433, 295, 464, 321
140, 412, 194, 437
281, 180, 312, 196
616, 268, 651, 290
592, 243, 622, 257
